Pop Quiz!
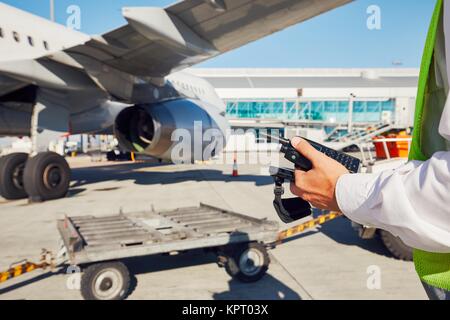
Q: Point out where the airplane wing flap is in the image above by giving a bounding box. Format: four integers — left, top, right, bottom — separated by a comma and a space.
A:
107, 40, 190, 75
64, 30, 181, 77
101, 26, 148, 51
68, 44, 115, 62
67, 36, 130, 61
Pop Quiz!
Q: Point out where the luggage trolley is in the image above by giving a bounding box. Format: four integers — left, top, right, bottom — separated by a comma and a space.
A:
57, 204, 280, 300
1, 204, 342, 300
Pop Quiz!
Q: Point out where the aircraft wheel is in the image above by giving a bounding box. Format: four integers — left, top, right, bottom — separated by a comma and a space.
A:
24, 152, 70, 202
0, 153, 29, 200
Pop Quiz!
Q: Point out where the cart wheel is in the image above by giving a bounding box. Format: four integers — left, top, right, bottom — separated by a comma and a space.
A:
81, 262, 131, 300
224, 243, 270, 283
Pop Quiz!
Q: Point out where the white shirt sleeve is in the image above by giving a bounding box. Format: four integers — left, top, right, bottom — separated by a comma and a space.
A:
336, 153, 450, 253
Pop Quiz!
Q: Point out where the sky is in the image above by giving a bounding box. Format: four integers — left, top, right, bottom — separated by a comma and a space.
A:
1, 0, 436, 68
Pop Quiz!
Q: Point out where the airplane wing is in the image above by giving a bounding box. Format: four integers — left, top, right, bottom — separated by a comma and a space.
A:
62, 0, 353, 79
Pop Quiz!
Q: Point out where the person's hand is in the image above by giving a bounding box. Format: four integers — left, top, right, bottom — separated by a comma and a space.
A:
289, 137, 349, 211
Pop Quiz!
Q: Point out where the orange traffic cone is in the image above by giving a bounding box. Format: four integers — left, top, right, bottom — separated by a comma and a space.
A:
232, 153, 239, 177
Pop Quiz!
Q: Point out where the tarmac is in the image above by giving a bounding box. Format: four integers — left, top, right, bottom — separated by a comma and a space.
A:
0, 155, 427, 300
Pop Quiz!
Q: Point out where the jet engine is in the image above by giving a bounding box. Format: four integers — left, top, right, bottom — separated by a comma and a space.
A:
114, 99, 227, 162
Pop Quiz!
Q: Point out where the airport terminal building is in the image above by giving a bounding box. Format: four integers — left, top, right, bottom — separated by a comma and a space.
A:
189, 68, 419, 148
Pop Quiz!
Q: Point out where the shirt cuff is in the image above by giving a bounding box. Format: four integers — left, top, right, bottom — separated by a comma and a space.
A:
335, 173, 379, 216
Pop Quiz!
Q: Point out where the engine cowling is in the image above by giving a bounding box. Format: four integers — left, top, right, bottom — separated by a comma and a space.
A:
114, 99, 227, 162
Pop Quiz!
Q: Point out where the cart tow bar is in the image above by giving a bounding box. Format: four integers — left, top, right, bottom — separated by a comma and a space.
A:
0, 249, 64, 284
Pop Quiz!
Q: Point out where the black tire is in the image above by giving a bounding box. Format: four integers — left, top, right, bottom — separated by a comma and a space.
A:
224, 242, 270, 283
380, 230, 413, 261
81, 262, 131, 300
23, 152, 70, 202
0, 153, 28, 200
106, 151, 118, 161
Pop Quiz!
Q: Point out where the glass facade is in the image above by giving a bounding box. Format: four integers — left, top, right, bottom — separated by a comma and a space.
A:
226, 99, 396, 124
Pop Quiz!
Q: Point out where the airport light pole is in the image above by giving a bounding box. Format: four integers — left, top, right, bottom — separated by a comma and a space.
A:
50, 0, 55, 22
348, 93, 355, 134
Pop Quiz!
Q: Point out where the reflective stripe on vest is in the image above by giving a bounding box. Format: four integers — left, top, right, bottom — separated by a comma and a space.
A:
410, 0, 450, 291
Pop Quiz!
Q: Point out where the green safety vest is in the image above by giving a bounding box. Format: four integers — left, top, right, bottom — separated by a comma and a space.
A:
410, 0, 450, 291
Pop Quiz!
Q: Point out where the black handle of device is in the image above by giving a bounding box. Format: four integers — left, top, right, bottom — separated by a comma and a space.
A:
271, 169, 312, 223
273, 197, 312, 224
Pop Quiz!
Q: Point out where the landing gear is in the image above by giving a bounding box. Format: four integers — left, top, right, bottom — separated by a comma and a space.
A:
0, 152, 71, 202
23, 152, 70, 202
0, 92, 72, 202
0, 153, 28, 200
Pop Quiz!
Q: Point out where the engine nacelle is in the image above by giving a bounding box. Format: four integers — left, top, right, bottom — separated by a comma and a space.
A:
114, 99, 227, 162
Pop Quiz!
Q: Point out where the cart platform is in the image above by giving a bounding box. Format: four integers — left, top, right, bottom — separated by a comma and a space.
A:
57, 203, 279, 266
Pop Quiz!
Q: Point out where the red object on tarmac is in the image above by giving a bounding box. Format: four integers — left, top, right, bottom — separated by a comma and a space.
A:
232, 153, 239, 177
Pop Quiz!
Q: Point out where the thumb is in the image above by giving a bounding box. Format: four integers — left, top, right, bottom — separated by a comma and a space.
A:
291, 137, 321, 162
